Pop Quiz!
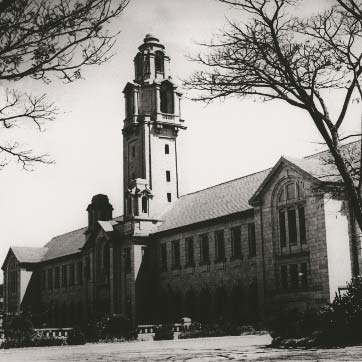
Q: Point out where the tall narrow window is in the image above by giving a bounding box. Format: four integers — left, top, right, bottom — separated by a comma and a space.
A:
10, 270, 17, 295
62, 265, 67, 287
286, 183, 296, 200
85, 257, 90, 280
172, 240, 181, 268
288, 209, 297, 244
279, 211, 287, 248
165, 144, 170, 154
131, 145, 136, 158
231, 227, 242, 258
126, 92, 133, 118
167, 193, 172, 202
77, 261, 83, 285
248, 223, 256, 257
160, 244, 167, 271
55, 267, 60, 289
185, 237, 194, 265
41, 270, 46, 290
124, 247, 131, 273
166, 170, 171, 182
160, 82, 174, 113
298, 206, 306, 243
215, 230, 225, 261
281, 265, 288, 289
69, 264, 75, 286
47, 269, 53, 290
200, 234, 209, 263
142, 196, 148, 213
155, 51, 164, 74
290, 264, 298, 289
300, 262, 308, 288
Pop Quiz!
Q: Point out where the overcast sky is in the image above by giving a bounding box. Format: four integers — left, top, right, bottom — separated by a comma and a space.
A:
1, 0, 360, 280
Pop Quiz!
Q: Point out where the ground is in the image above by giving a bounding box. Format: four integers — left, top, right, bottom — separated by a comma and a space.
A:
1, 335, 362, 362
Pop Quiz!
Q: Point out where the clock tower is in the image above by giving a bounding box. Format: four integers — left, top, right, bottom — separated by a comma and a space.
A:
122, 34, 186, 220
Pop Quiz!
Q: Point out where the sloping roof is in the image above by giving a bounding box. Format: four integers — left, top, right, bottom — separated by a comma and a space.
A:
156, 142, 357, 234
156, 169, 271, 233
41, 216, 124, 261
11, 247, 48, 264
42, 227, 87, 261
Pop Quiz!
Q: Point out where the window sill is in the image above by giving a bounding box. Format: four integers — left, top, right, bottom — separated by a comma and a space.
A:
230, 255, 243, 261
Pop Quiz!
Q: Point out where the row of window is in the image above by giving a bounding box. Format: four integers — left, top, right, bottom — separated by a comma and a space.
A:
160, 224, 256, 270
280, 262, 309, 290
42, 258, 90, 290
279, 206, 306, 247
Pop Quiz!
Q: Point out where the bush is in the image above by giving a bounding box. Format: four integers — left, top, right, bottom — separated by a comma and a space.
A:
318, 276, 362, 346
0, 334, 66, 349
67, 327, 86, 345
153, 325, 174, 340
269, 276, 362, 348
178, 323, 259, 339
83, 314, 136, 342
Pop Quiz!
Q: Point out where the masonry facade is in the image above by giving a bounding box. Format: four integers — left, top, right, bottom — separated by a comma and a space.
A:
2, 35, 360, 328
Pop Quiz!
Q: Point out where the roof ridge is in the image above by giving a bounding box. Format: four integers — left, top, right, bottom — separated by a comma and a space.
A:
11, 246, 47, 250
47, 215, 123, 242
304, 139, 361, 160
179, 167, 271, 198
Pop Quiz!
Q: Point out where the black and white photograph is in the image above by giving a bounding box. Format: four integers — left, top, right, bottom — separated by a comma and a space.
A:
1, 0, 362, 360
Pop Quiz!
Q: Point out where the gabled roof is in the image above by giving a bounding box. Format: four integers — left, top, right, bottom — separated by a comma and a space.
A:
12, 247, 48, 264
156, 142, 357, 234
42, 227, 87, 261
156, 169, 270, 233
1, 246, 48, 270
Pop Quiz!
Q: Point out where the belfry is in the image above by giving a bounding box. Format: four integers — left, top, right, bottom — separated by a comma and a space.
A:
122, 34, 186, 220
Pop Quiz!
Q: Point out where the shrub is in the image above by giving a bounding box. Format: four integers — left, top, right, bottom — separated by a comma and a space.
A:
83, 314, 136, 342
67, 327, 86, 345
267, 308, 319, 339
153, 325, 174, 340
178, 323, 258, 339
318, 276, 362, 346
269, 277, 362, 347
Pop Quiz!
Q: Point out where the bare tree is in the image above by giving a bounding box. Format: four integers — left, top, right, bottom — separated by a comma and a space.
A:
186, 0, 362, 231
0, 0, 130, 169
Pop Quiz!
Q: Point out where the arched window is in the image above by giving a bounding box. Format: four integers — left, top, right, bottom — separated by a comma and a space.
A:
155, 51, 164, 74
199, 288, 211, 323
185, 290, 196, 320
141, 196, 148, 213
231, 285, 243, 322
215, 286, 227, 321
160, 82, 174, 114
277, 181, 306, 248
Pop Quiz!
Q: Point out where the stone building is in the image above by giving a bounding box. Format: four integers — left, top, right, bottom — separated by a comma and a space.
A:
1, 35, 359, 327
